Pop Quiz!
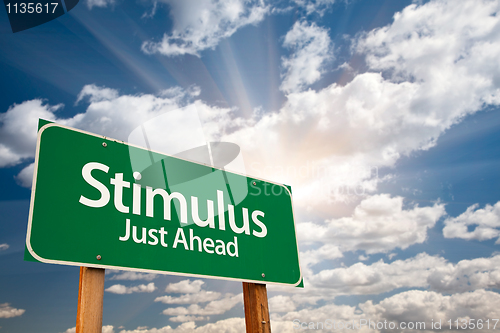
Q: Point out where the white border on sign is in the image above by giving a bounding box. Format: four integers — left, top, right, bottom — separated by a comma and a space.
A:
26, 122, 303, 287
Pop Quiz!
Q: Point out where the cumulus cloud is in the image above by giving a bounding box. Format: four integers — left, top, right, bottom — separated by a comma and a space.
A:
292, 0, 337, 15
156, 280, 240, 322
297, 253, 500, 300
118, 318, 245, 333
280, 21, 333, 93
108, 272, 158, 281
0, 303, 25, 318
299, 243, 343, 277
105, 282, 156, 294
85, 0, 114, 10
356, 0, 500, 96
272, 302, 369, 333
168, 315, 209, 323
273, 289, 500, 333
141, 0, 268, 57
63, 325, 114, 333
0, 244, 9, 251
307, 252, 445, 296
165, 280, 205, 294
15, 162, 34, 188
155, 291, 221, 304
75, 84, 119, 104
0, 100, 60, 167
297, 194, 445, 254
443, 201, 500, 242
0, 84, 233, 187
0, 86, 157, 168
116, 323, 194, 333
63, 85, 218, 142
162, 293, 243, 317
222, 0, 500, 209
269, 295, 296, 313
361, 289, 500, 332
427, 255, 500, 293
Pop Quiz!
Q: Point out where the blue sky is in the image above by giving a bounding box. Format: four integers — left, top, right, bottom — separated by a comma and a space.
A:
2, 0, 500, 332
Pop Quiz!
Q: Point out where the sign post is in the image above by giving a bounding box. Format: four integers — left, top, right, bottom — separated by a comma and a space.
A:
76, 267, 105, 333
26, 121, 302, 332
243, 282, 271, 333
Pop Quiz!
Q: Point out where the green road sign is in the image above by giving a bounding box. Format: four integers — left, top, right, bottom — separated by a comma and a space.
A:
26, 121, 302, 286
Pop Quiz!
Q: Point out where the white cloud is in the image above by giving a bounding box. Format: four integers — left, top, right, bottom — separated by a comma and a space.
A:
269, 295, 296, 313
118, 318, 245, 333
361, 289, 500, 332
105, 283, 156, 294
387, 253, 397, 260
356, 0, 500, 98
353, 0, 500, 140
280, 21, 333, 93
85, 0, 114, 10
109, 272, 158, 281
0, 99, 60, 167
0, 84, 233, 187
141, 0, 268, 57
155, 291, 221, 304
443, 201, 500, 242
162, 293, 242, 317
0, 303, 25, 318
156, 279, 229, 318
64, 85, 204, 142
297, 194, 445, 254
272, 289, 500, 333
292, 0, 336, 15
189, 318, 246, 333
223, 0, 500, 210
272, 302, 369, 333
169, 315, 208, 323
0, 244, 9, 251
299, 244, 343, 277
297, 253, 500, 300
75, 84, 119, 104
165, 280, 205, 294
427, 255, 500, 293
63, 325, 114, 333
271, 253, 500, 305
15, 162, 34, 188
307, 252, 445, 296
117, 322, 195, 333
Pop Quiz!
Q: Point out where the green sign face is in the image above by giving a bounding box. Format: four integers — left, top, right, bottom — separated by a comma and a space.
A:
26, 122, 302, 286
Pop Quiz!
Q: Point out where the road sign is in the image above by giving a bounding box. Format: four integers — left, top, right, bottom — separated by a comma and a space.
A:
26, 121, 302, 286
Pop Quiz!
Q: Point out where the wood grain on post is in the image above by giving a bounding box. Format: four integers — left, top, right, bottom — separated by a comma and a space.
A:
243, 282, 271, 333
76, 267, 105, 333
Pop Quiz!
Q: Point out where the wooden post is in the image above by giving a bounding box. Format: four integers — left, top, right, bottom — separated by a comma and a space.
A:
76, 267, 105, 333
243, 282, 271, 333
